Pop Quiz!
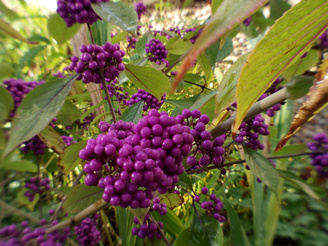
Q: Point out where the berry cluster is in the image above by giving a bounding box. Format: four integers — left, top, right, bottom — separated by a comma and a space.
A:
24, 177, 51, 202
56, 0, 109, 27
131, 214, 164, 240
235, 114, 270, 150
74, 109, 95, 132
61, 135, 75, 146
2, 79, 45, 117
194, 187, 225, 222
145, 39, 169, 67
125, 89, 166, 111
307, 133, 328, 177
66, 43, 125, 84
100, 79, 129, 105
127, 36, 137, 49
0, 212, 70, 245
134, 1, 147, 21
20, 136, 47, 156
74, 214, 101, 246
171, 109, 227, 170
79, 109, 194, 208
152, 197, 168, 216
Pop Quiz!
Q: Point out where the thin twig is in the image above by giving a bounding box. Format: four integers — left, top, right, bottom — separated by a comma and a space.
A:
87, 23, 95, 45
46, 199, 109, 234
100, 68, 117, 123
52, 170, 85, 220
187, 151, 323, 174
183, 79, 211, 91
149, 214, 171, 246
0, 201, 40, 223
210, 87, 287, 138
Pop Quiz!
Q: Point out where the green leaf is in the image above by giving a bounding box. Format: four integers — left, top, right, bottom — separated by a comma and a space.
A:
190, 212, 224, 246
16, 45, 46, 77
111, 31, 128, 44
222, 195, 250, 246
56, 100, 82, 126
28, 34, 50, 44
270, 0, 291, 19
63, 184, 103, 213
157, 193, 184, 210
116, 207, 137, 246
190, 90, 217, 120
206, 37, 233, 67
91, 2, 138, 34
277, 170, 325, 205
58, 141, 86, 174
244, 147, 279, 196
174, 227, 191, 246
165, 95, 200, 111
38, 126, 66, 154
125, 64, 170, 100
198, 53, 213, 83
129, 207, 149, 224
80, 100, 106, 122
52, 187, 73, 196
0, 86, 14, 123
153, 209, 184, 239
166, 38, 192, 55
283, 50, 320, 80
234, 0, 328, 132
215, 54, 248, 115
269, 144, 307, 157
285, 75, 314, 100
120, 100, 144, 124
47, 14, 82, 45
0, 19, 36, 44
0, 62, 15, 79
177, 171, 193, 189
0, 160, 37, 172
2, 75, 78, 158
136, 32, 152, 56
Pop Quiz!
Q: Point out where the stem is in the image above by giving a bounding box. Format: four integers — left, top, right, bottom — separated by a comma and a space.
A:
0, 201, 40, 223
210, 87, 287, 138
46, 199, 109, 234
87, 23, 95, 45
52, 170, 85, 220
183, 79, 211, 91
186, 151, 323, 174
100, 68, 117, 123
37, 156, 43, 219
149, 214, 171, 246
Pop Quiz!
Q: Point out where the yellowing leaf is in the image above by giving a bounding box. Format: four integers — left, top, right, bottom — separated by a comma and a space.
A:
275, 57, 328, 151
158, 193, 184, 209
233, 0, 328, 135
172, 0, 268, 91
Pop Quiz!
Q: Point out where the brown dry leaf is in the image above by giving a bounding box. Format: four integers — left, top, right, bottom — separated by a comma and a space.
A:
275, 57, 328, 151
38, 126, 66, 154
